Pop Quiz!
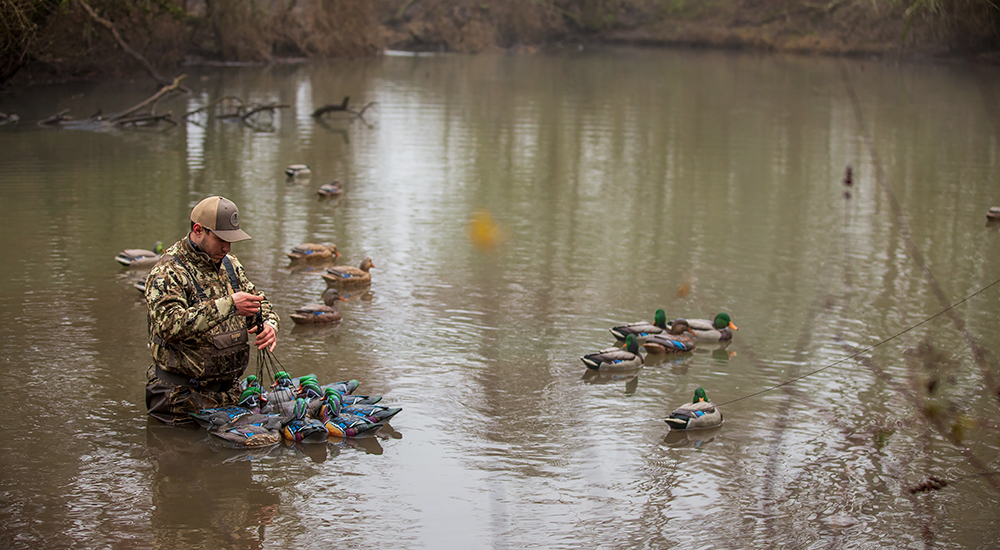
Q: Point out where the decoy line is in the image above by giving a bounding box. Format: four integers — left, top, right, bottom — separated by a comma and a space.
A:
715, 274, 1000, 408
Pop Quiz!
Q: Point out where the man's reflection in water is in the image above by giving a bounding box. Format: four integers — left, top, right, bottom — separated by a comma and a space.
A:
146, 421, 280, 549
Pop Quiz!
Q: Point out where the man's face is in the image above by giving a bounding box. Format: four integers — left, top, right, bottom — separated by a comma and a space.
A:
196, 226, 231, 262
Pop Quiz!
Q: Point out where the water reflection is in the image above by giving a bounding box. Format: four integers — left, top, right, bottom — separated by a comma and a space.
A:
1, 48, 999, 548
146, 422, 280, 548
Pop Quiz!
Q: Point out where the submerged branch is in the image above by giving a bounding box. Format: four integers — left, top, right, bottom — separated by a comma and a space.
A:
111, 74, 187, 122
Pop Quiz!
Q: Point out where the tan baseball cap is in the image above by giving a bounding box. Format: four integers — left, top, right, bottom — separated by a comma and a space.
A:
190, 196, 252, 242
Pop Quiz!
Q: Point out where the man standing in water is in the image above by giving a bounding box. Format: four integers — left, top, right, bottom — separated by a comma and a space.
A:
144, 196, 279, 424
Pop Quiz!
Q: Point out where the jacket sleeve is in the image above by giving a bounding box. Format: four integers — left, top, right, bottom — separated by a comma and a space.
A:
230, 256, 280, 330
145, 262, 234, 341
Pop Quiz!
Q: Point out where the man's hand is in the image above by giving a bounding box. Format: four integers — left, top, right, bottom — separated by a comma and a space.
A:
249, 323, 277, 351
233, 291, 263, 316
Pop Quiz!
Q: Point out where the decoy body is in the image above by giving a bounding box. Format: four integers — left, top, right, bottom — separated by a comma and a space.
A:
610, 309, 670, 343
581, 333, 644, 370
665, 387, 723, 430
317, 391, 385, 438
280, 398, 330, 443
285, 164, 311, 178
286, 243, 339, 262
317, 180, 343, 198
322, 257, 374, 288
289, 302, 343, 325
643, 318, 696, 354
673, 313, 738, 342
115, 242, 164, 268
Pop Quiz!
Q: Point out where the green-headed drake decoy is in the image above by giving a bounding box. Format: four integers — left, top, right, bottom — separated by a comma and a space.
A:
665, 387, 723, 430
581, 333, 643, 370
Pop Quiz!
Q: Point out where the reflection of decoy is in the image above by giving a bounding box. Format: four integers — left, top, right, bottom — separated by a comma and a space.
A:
286, 243, 339, 262
843, 165, 853, 199
581, 334, 644, 370
663, 425, 721, 447
610, 309, 669, 343
642, 318, 696, 354
987, 206, 1000, 222
115, 242, 164, 268
322, 257, 374, 288
673, 313, 738, 342
317, 180, 343, 198
285, 164, 311, 178
665, 387, 723, 430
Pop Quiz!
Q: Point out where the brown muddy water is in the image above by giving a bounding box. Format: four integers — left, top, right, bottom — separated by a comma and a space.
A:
1, 47, 999, 549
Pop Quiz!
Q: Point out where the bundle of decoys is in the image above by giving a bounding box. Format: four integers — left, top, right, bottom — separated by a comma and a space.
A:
190, 343, 401, 448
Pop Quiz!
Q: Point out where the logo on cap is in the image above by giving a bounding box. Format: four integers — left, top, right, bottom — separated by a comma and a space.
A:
231, 212, 239, 228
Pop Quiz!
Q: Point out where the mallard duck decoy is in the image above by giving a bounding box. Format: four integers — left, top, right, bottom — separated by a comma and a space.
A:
321, 257, 374, 288
665, 387, 723, 430
285, 164, 311, 178
987, 206, 1000, 221
643, 318, 696, 354
289, 302, 343, 325
673, 313, 738, 342
317, 180, 343, 198
581, 333, 644, 370
115, 242, 164, 268
610, 309, 669, 343
286, 243, 339, 262
280, 398, 330, 443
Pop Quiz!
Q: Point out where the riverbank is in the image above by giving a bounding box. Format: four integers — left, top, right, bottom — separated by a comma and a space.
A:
2, 0, 998, 91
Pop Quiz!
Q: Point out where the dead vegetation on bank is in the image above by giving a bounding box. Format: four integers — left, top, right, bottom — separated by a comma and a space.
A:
1, 0, 999, 88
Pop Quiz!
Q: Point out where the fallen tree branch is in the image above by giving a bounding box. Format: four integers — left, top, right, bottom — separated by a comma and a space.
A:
73, 0, 175, 88
242, 102, 290, 120
312, 96, 377, 128
311, 96, 351, 117
184, 96, 247, 118
38, 108, 72, 126
117, 112, 177, 126
111, 74, 187, 122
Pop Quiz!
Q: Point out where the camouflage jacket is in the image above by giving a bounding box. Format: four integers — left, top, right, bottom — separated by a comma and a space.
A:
145, 237, 278, 381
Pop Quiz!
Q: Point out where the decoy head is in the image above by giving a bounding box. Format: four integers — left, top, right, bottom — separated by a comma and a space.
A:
714, 313, 737, 331
360, 257, 375, 271
693, 387, 708, 403
299, 380, 323, 400
153, 241, 164, 254
670, 318, 691, 335
291, 398, 309, 420
243, 374, 259, 388
239, 387, 267, 409
322, 288, 347, 306
624, 333, 639, 354
654, 309, 667, 329
273, 371, 292, 388
323, 388, 343, 415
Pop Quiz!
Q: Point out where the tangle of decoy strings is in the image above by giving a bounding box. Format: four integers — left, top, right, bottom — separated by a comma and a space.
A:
714, 274, 1000, 408
251, 311, 285, 387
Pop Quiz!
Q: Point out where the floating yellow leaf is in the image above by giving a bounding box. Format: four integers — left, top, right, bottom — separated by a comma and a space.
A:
465, 208, 509, 254
676, 273, 693, 298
